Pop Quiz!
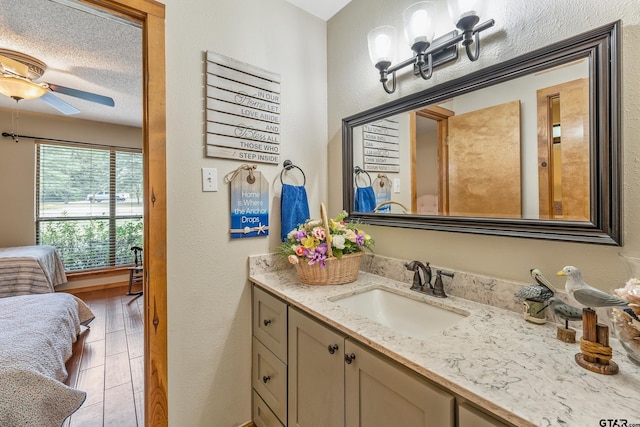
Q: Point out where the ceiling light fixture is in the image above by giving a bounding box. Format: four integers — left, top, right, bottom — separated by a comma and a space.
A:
368, 0, 494, 94
0, 75, 48, 101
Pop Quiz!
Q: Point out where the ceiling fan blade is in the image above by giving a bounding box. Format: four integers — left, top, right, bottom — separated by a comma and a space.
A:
0, 54, 30, 77
40, 92, 80, 115
47, 83, 115, 107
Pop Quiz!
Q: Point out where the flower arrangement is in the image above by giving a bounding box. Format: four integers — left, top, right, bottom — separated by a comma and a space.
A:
281, 210, 374, 268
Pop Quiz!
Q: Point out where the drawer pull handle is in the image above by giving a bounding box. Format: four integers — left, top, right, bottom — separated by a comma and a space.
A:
263, 319, 272, 326
344, 353, 356, 364
328, 344, 339, 354
262, 375, 271, 383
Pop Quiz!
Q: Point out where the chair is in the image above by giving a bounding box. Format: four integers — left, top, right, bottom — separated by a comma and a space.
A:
127, 246, 143, 296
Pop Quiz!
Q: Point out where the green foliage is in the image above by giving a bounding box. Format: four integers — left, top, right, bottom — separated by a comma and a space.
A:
39, 216, 143, 272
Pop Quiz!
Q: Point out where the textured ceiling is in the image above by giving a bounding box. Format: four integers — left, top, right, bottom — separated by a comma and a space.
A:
0, 0, 142, 127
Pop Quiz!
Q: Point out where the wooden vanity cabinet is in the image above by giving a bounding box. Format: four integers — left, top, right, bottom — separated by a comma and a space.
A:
252, 284, 512, 427
288, 307, 454, 427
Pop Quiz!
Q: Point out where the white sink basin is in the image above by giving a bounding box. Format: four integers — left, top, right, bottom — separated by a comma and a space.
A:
333, 288, 467, 340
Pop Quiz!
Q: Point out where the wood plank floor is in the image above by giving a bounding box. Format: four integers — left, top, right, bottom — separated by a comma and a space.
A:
63, 286, 144, 427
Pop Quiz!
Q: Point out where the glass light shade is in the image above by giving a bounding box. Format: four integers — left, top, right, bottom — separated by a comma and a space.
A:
367, 26, 397, 66
447, 0, 485, 27
0, 76, 47, 100
402, 1, 436, 47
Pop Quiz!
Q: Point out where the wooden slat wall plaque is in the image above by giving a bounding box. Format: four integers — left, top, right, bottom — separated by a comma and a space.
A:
206, 51, 281, 164
363, 118, 400, 173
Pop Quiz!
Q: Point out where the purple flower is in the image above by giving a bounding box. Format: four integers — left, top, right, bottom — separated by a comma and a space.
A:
308, 243, 328, 267
293, 229, 307, 241
355, 231, 365, 246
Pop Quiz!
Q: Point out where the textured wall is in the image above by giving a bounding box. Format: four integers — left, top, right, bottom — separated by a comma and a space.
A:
163, 0, 327, 425
327, 0, 640, 288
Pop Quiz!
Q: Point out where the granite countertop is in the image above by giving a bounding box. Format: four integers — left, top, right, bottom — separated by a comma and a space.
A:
249, 261, 640, 427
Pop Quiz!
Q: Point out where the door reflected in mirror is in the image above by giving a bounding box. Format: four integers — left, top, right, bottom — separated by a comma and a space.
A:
352, 59, 590, 221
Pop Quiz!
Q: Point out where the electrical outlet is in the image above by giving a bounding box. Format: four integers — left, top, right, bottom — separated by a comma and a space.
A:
393, 178, 401, 193
202, 168, 218, 192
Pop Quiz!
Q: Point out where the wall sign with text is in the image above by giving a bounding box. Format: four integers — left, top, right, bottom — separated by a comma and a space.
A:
206, 51, 281, 164
228, 167, 269, 239
362, 118, 400, 173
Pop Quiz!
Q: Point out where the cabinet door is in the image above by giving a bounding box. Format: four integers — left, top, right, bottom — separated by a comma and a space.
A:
458, 402, 510, 427
345, 340, 454, 427
288, 308, 345, 427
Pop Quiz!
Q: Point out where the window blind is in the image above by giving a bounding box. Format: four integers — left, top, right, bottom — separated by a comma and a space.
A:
36, 143, 143, 272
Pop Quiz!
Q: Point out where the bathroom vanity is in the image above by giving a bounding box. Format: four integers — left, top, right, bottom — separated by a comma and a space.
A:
249, 254, 640, 427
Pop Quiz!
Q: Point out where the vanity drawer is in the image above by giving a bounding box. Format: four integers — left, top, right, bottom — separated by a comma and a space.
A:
253, 286, 287, 362
253, 337, 287, 425
253, 389, 285, 427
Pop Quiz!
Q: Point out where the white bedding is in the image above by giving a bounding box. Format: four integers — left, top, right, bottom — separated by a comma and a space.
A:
0, 292, 94, 427
0, 245, 68, 297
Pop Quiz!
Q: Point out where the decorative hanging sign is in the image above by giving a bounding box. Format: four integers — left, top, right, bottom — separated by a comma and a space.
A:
206, 51, 281, 164
363, 118, 400, 173
373, 174, 392, 212
225, 164, 269, 239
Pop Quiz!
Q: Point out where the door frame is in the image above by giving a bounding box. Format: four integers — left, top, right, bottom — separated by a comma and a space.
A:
79, 1, 167, 425
413, 106, 454, 215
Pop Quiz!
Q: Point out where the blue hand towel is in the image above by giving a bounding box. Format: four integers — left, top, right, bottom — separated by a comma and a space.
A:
354, 186, 376, 213
281, 183, 310, 241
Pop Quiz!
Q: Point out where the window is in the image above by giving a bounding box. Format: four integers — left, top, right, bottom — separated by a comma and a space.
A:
36, 143, 143, 272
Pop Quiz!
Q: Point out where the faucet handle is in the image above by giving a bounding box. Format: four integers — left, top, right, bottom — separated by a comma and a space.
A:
433, 270, 449, 298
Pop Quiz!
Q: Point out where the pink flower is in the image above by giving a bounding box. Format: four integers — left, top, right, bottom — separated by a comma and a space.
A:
312, 227, 326, 240
295, 245, 306, 256
287, 255, 299, 265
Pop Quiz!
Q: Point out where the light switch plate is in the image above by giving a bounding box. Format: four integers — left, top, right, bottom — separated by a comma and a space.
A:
393, 178, 401, 193
202, 168, 218, 192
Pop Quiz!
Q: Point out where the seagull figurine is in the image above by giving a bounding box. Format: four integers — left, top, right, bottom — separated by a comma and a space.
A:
536, 297, 583, 329
515, 268, 556, 302
557, 265, 639, 321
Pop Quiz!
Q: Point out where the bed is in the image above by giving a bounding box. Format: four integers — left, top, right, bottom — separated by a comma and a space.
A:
0, 245, 68, 297
0, 292, 94, 427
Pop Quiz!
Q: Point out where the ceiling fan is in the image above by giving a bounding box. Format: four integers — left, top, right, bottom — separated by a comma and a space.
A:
0, 48, 115, 115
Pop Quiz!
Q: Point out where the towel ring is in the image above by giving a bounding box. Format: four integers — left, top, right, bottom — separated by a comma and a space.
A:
280, 160, 306, 186
354, 166, 372, 188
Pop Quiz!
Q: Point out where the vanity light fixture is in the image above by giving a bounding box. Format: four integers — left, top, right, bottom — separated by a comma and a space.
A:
367, 0, 494, 94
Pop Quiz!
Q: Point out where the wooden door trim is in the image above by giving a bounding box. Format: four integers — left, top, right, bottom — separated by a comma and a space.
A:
416, 107, 454, 214
79, 1, 168, 425
409, 112, 417, 213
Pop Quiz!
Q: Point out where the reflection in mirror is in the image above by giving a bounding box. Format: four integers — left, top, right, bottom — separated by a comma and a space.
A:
353, 59, 589, 220
343, 22, 621, 244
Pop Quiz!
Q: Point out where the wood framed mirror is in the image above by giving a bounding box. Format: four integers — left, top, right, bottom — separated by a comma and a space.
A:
342, 21, 621, 245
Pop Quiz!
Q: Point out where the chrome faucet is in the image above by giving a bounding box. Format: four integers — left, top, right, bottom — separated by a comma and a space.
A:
404, 261, 453, 298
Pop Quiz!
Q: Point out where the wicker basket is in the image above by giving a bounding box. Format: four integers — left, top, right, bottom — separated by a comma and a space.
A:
295, 251, 363, 285
294, 203, 363, 285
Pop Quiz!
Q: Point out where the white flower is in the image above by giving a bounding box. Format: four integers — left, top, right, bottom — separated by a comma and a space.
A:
332, 234, 346, 250
288, 255, 299, 265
